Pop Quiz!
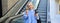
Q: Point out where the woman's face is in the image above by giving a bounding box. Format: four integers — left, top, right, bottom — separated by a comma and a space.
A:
27, 2, 34, 9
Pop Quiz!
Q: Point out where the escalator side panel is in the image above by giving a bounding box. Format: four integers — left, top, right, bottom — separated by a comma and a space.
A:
0, 0, 28, 23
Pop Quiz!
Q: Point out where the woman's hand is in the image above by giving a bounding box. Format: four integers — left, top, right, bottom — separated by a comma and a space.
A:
26, 10, 28, 16
35, 13, 38, 16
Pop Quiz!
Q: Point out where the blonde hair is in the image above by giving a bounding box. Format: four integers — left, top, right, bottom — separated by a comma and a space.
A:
26, 2, 34, 9
26, 7, 29, 10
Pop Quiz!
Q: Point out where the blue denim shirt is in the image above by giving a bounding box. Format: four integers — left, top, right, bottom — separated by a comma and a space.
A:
23, 10, 37, 23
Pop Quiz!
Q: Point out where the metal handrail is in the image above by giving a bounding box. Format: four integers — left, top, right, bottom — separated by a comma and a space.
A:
5, 12, 24, 23
0, 0, 28, 22
15, 0, 29, 15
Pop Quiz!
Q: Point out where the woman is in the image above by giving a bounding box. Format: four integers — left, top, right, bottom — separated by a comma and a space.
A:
23, 2, 37, 23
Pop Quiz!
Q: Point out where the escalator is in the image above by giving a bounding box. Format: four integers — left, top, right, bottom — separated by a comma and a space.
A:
37, 0, 48, 23
9, 0, 48, 23
4, 0, 40, 23
0, 0, 28, 23
0, 0, 48, 23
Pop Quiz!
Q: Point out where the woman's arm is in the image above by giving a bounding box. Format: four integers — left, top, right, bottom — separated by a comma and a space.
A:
34, 12, 39, 20
23, 12, 28, 20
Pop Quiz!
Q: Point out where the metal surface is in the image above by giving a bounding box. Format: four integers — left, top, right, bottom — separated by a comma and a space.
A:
37, 0, 47, 23
5, 13, 24, 23
0, 0, 28, 23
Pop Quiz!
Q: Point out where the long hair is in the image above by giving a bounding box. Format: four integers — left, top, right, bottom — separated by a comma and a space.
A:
26, 2, 34, 10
